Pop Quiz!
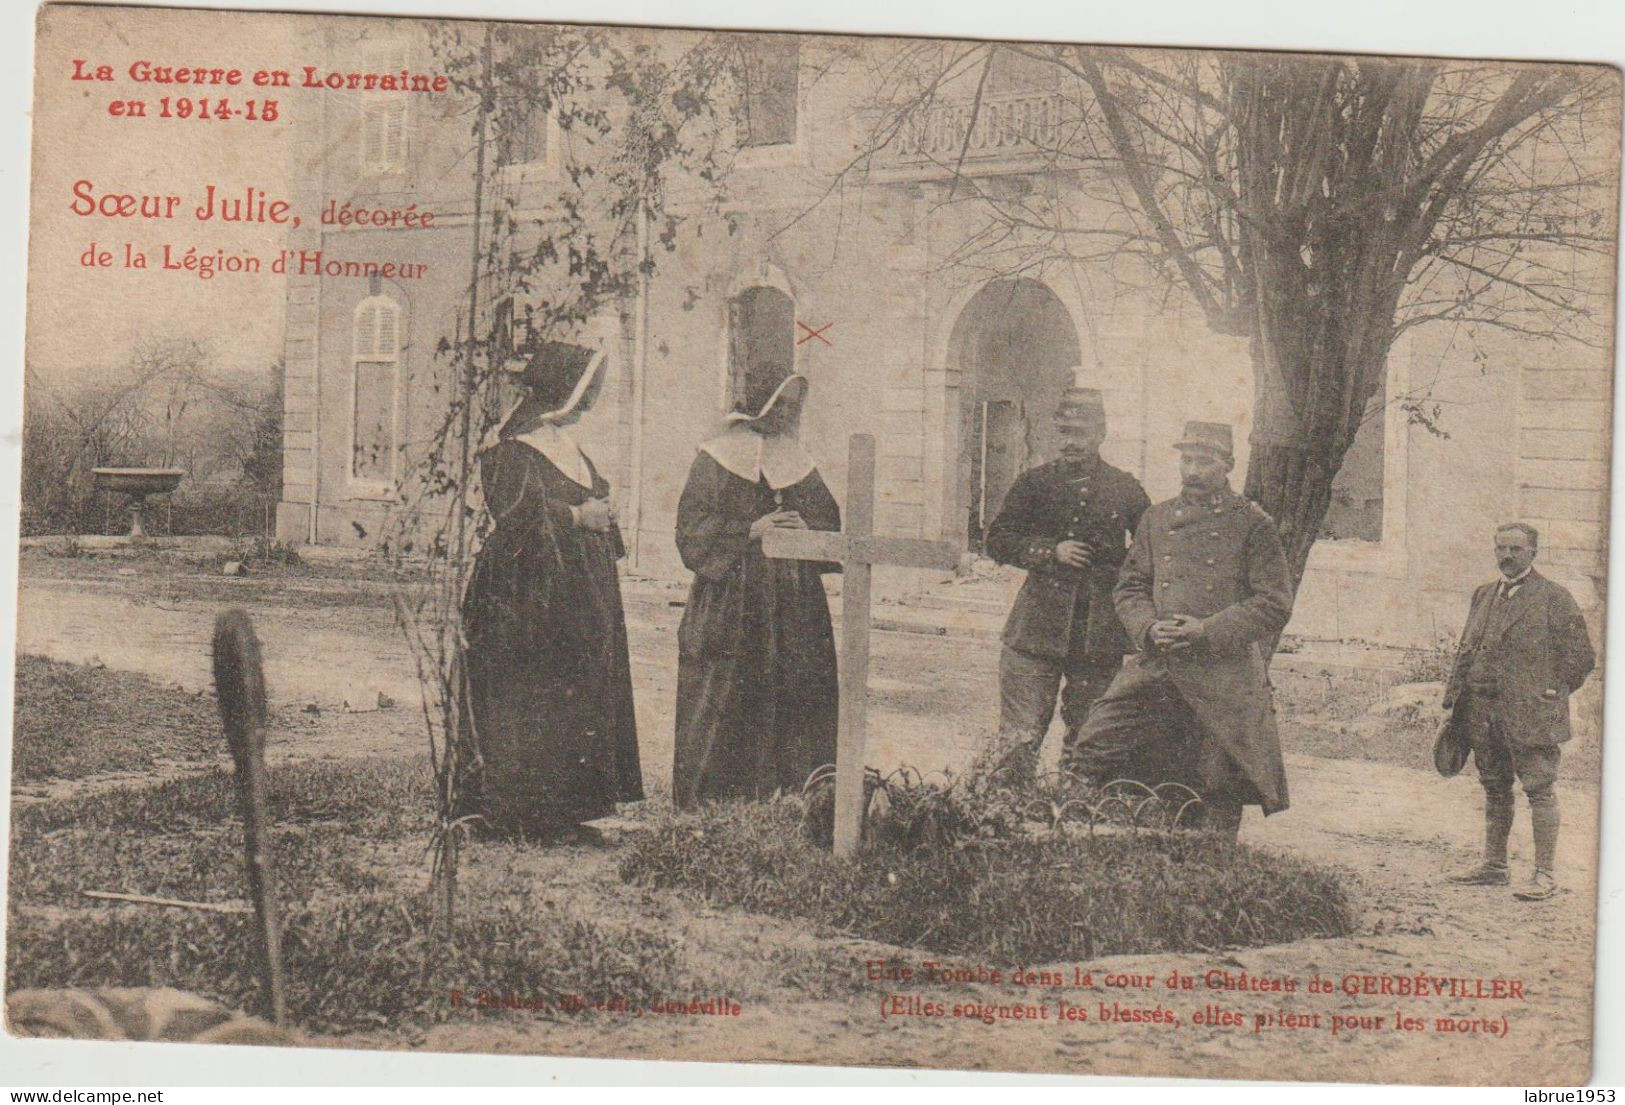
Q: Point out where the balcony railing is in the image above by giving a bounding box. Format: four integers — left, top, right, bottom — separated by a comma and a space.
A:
889, 91, 1076, 165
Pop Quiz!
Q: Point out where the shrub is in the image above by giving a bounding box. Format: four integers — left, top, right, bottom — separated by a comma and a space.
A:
622, 801, 1356, 962
1399, 640, 1456, 684
224, 534, 304, 572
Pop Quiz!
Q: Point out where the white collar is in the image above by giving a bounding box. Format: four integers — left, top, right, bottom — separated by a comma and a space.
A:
513, 423, 592, 488
1500, 566, 1533, 589
699, 423, 816, 490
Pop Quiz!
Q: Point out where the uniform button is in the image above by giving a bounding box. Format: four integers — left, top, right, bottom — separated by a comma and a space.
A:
1160, 582, 1170, 589
1214, 507, 1223, 514
1205, 584, 1214, 592
1206, 558, 1215, 566
1162, 555, 1172, 562
1210, 532, 1219, 538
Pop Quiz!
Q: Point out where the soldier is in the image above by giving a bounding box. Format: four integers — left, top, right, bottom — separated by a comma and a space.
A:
1065, 421, 1293, 839
1442, 523, 1594, 901
985, 387, 1150, 780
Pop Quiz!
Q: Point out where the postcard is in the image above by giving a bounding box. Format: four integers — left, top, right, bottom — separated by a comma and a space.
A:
6, 1, 1619, 1085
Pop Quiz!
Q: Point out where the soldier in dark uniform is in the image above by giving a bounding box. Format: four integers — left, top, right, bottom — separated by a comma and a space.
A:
1066, 421, 1294, 839
985, 387, 1151, 780
1442, 523, 1594, 901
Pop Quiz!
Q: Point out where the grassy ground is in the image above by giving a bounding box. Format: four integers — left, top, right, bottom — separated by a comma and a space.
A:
11, 655, 225, 783
621, 801, 1357, 962
12, 658, 1360, 1041
8, 631, 1600, 1081
7, 754, 709, 1034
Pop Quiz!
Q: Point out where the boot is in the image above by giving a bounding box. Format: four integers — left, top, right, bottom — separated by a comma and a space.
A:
1449, 793, 1512, 884
992, 738, 1041, 790
1529, 790, 1560, 875
1513, 869, 1558, 901
1518, 790, 1561, 901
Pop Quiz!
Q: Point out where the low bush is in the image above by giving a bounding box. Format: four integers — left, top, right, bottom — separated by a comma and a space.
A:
621, 801, 1356, 962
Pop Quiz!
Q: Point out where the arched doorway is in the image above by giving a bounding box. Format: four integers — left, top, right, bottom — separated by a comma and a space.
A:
947, 278, 1081, 551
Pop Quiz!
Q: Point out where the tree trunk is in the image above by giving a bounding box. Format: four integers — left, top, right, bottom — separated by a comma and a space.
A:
1243, 438, 1337, 588
1228, 60, 1423, 596
1241, 310, 1397, 595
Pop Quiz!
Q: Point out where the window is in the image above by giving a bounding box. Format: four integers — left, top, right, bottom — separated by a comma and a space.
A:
739, 37, 800, 148
726, 286, 796, 408
496, 103, 554, 169
360, 40, 409, 173
351, 296, 402, 486
1320, 392, 1385, 542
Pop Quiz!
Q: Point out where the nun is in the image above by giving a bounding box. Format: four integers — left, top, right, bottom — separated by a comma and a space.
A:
458, 340, 644, 841
672, 372, 842, 808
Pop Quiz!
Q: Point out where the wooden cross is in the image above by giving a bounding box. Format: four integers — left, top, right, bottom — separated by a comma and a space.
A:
762, 433, 959, 857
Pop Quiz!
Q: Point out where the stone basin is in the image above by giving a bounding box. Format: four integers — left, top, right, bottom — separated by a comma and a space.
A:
92, 468, 185, 539
92, 467, 185, 496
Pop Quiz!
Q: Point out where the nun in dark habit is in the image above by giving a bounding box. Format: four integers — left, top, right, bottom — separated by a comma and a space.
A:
458, 341, 644, 841
673, 373, 842, 808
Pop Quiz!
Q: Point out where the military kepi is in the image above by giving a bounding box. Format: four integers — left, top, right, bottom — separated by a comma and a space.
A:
1054, 386, 1106, 428
1173, 420, 1234, 459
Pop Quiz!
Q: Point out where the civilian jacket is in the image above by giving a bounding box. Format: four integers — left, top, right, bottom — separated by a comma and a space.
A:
1444, 570, 1594, 747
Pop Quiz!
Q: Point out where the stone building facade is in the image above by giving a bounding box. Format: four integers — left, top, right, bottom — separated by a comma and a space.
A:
276, 19, 1612, 654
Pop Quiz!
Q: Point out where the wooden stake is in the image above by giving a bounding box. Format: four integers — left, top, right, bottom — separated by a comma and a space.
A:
212, 608, 286, 1027
82, 890, 252, 914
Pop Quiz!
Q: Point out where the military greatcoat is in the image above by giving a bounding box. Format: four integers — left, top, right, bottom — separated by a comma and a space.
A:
1073, 485, 1294, 813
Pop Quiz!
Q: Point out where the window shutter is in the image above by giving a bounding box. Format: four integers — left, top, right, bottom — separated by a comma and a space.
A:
353, 298, 400, 359
742, 39, 799, 147
351, 296, 403, 485
353, 301, 379, 357
359, 38, 410, 172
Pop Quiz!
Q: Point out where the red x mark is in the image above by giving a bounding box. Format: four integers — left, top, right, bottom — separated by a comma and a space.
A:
796, 320, 834, 346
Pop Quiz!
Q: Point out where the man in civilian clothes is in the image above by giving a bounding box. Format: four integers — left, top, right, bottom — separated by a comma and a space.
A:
1443, 522, 1594, 901
985, 387, 1150, 782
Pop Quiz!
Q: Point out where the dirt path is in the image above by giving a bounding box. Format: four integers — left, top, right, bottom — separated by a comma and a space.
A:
16, 565, 1000, 786
12, 560, 1602, 1083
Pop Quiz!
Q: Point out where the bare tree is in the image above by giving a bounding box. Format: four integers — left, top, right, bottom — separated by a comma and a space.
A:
844, 45, 1618, 582
18, 337, 286, 534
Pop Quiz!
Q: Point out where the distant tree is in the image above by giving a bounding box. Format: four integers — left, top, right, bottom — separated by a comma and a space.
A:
17, 336, 282, 534
239, 362, 285, 502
